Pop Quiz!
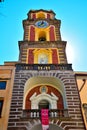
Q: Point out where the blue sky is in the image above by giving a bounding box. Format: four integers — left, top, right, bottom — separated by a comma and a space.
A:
0, 0, 87, 71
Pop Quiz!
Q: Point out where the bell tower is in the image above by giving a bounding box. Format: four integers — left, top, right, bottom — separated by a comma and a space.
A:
7, 9, 85, 130
19, 9, 67, 65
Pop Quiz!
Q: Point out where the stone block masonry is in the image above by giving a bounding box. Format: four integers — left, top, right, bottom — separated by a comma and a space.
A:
7, 69, 85, 130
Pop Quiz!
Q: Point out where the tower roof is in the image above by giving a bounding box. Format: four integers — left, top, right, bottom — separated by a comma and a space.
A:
27, 9, 56, 16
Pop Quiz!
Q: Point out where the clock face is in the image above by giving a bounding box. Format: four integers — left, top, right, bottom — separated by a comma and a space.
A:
35, 20, 49, 28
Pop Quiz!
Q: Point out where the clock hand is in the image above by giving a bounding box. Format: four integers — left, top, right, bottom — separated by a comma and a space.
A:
40, 21, 44, 25
38, 21, 44, 26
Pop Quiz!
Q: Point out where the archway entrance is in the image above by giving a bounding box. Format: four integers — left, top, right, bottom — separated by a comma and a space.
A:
39, 100, 49, 109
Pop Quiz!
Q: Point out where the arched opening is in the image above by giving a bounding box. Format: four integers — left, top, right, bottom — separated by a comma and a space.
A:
38, 31, 46, 41
37, 13, 45, 19
39, 100, 50, 109
38, 53, 48, 64
23, 77, 67, 109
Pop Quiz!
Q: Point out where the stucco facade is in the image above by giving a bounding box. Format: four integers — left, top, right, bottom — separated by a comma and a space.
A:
75, 72, 87, 129
0, 62, 15, 130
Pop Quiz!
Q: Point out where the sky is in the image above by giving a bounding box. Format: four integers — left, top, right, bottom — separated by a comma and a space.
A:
0, 0, 87, 71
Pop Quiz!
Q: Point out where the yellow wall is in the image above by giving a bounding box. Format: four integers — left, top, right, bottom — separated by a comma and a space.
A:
75, 72, 87, 129
0, 64, 15, 130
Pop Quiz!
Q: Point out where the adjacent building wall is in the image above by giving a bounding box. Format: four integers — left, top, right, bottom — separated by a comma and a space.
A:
0, 63, 15, 130
75, 72, 87, 129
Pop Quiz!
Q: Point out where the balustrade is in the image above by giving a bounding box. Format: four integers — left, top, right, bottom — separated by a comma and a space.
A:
16, 64, 72, 71
22, 109, 68, 119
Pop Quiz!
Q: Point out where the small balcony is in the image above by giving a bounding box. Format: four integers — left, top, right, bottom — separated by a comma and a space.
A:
16, 64, 72, 71
21, 109, 69, 119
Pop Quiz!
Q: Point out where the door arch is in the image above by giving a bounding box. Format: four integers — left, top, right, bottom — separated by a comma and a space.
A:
39, 100, 50, 109
23, 77, 67, 109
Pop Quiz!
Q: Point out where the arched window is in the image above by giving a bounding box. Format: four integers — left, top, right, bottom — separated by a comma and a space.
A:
37, 13, 45, 19
38, 31, 46, 41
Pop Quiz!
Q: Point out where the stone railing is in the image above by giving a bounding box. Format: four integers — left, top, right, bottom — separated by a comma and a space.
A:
16, 64, 72, 71
21, 109, 69, 119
